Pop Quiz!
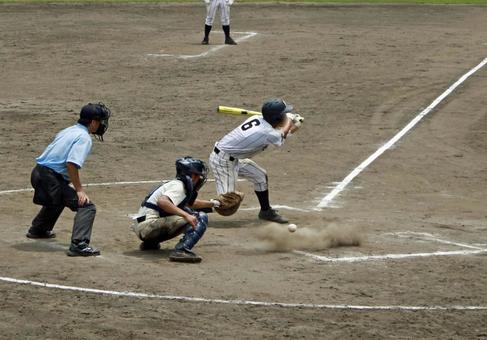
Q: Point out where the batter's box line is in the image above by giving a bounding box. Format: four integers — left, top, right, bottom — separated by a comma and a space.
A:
385, 231, 485, 250
146, 31, 258, 59
294, 231, 487, 263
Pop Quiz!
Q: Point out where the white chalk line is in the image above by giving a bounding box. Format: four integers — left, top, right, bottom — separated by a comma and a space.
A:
146, 32, 257, 59
295, 249, 487, 263
0, 178, 246, 195
317, 57, 487, 209
294, 232, 487, 263
389, 231, 485, 250
240, 204, 312, 213
1, 276, 486, 311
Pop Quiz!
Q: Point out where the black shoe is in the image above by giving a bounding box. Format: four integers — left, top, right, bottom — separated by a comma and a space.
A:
258, 209, 289, 224
201, 37, 209, 45
67, 241, 100, 257
139, 241, 161, 251
225, 36, 237, 45
26, 228, 56, 239
169, 248, 202, 263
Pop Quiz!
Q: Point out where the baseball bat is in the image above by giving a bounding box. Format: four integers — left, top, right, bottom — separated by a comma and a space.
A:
217, 106, 262, 116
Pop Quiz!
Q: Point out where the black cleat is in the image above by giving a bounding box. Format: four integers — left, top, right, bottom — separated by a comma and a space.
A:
169, 249, 202, 263
139, 241, 161, 251
26, 228, 56, 239
258, 208, 289, 224
201, 37, 209, 45
67, 241, 100, 257
225, 37, 237, 45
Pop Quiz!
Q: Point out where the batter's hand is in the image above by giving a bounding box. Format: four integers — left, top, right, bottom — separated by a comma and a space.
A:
286, 112, 304, 128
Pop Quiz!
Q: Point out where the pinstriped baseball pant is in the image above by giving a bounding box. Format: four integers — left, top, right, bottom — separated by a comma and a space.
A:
209, 150, 268, 194
205, 0, 230, 26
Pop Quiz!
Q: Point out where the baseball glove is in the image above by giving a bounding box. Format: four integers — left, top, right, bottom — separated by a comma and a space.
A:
214, 191, 244, 216
286, 112, 304, 127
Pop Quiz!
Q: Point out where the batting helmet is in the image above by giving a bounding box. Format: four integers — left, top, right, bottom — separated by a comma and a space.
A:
78, 102, 111, 140
176, 156, 208, 190
261, 98, 293, 126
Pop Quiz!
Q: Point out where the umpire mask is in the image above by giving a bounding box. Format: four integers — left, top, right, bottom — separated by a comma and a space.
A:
80, 102, 111, 141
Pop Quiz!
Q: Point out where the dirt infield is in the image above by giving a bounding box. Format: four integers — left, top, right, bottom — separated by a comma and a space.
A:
1, 3, 487, 339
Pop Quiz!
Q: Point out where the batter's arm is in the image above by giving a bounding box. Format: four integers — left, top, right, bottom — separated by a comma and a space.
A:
281, 117, 295, 138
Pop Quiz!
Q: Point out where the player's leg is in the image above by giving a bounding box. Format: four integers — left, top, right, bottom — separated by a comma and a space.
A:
203, 0, 218, 44
238, 159, 289, 224
63, 185, 99, 257
28, 206, 63, 238
134, 214, 188, 250
170, 211, 208, 263
27, 165, 63, 239
209, 149, 238, 194
221, 3, 236, 45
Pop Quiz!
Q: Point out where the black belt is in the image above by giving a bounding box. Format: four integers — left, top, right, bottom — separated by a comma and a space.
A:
214, 147, 235, 161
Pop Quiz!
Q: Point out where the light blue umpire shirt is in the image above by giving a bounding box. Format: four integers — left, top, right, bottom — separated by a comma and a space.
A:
36, 123, 93, 181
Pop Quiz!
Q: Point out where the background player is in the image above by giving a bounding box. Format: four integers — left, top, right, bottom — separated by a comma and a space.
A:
26, 102, 111, 256
201, 0, 237, 45
132, 156, 220, 263
209, 98, 300, 224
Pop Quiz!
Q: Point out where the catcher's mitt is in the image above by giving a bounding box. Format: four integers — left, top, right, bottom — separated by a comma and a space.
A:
214, 191, 244, 216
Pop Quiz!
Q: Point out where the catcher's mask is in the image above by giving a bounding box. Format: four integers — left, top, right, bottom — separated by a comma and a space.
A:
175, 156, 208, 191
79, 102, 111, 141
261, 98, 293, 126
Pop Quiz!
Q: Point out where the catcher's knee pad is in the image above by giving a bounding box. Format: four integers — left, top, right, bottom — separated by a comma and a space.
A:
196, 211, 208, 228
175, 212, 208, 251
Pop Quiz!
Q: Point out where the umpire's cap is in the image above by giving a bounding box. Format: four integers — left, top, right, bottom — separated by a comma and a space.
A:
262, 98, 293, 125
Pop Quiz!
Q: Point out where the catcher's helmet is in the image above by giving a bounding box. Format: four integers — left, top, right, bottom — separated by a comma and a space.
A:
176, 156, 208, 190
79, 102, 111, 140
261, 98, 293, 125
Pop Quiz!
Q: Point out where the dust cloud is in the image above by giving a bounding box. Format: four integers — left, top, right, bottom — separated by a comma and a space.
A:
253, 223, 362, 252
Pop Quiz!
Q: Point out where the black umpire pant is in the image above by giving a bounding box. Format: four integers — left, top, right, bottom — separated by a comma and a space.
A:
30, 164, 96, 244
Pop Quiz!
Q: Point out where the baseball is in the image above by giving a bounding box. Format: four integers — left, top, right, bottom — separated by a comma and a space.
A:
287, 223, 298, 233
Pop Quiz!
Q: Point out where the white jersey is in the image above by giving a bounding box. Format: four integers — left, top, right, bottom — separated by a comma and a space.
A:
216, 116, 285, 159
138, 179, 186, 217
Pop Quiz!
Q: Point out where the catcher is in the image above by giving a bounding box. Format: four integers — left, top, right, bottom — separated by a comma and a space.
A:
209, 98, 303, 223
132, 156, 220, 263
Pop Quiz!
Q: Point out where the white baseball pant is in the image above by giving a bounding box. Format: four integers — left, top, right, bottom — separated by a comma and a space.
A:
209, 149, 268, 194
205, 0, 231, 26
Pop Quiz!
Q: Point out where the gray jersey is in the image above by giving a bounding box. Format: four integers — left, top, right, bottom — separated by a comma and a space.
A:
216, 116, 285, 159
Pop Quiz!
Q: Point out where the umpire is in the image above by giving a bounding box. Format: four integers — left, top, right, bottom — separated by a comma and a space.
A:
26, 103, 111, 257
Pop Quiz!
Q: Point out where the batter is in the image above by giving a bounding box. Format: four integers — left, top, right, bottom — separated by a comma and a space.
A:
209, 98, 301, 224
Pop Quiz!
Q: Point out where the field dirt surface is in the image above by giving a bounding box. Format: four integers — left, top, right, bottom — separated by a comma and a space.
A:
1, 3, 487, 339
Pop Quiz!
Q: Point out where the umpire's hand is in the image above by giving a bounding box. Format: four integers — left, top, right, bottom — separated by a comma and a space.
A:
77, 190, 90, 206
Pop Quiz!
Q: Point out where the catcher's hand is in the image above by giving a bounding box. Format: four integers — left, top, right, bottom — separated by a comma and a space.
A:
214, 191, 244, 216
286, 112, 304, 128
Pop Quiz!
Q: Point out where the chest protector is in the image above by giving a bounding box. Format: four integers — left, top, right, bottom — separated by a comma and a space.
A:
141, 176, 198, 217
